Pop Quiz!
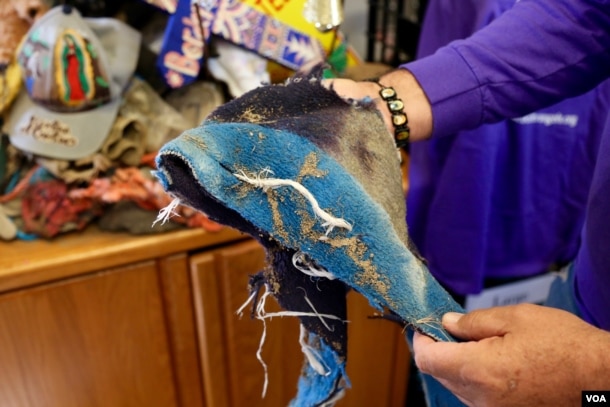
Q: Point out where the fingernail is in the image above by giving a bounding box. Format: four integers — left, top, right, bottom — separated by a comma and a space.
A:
442, 312, 464, 325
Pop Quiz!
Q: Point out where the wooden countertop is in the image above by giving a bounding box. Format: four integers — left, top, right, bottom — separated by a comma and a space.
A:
0, 226, 247, 294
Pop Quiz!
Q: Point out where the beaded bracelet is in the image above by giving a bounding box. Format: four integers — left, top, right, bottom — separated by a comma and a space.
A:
370, 81, 411, 149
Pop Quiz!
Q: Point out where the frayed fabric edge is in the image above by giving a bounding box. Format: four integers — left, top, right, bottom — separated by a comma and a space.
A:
236, 284, 347, 399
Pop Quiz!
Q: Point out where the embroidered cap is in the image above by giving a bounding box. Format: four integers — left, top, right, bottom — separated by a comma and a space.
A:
3, 5, 141, 160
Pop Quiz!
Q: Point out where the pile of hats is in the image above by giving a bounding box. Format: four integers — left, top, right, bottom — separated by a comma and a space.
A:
0, 4, 226, 240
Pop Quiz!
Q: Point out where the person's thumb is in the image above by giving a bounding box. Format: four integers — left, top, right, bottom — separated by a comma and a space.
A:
442, 309, 511, 341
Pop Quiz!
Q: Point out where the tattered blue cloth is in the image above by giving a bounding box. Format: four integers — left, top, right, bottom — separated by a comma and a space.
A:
155, 70, 465, 406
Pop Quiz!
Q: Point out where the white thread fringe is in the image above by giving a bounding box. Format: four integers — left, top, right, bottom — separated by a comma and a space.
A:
234, 170, 352, 237
153, 197, 182, 226
236, 289, 273, 398
235, 285, 345, 398
299, 324, 330, 376
293, 251, 337, 280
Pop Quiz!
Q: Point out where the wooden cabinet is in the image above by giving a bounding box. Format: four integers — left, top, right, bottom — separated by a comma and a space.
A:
0, 259, 187, 407
0, 253, 211, 407
191, 239, 410, 407
191, 240, 303, 407
0, 228, 408, 407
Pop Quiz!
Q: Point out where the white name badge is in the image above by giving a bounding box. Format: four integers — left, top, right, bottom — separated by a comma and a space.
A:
464, 272, 557, 312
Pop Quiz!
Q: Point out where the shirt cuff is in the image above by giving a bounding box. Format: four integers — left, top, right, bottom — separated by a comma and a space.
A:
401, 46, 484, 138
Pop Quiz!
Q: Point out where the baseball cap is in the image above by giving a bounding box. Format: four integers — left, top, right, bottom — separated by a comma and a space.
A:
3, 5, 141, 160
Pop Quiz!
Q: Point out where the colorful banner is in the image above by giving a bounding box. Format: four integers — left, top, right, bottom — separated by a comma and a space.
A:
156, 0, 207, 88
209, 0, 326, 71
151, 0, 360, 88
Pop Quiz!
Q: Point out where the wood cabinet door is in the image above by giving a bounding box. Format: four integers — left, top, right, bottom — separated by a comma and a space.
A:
0, 261, 181, 407
191, 239, 409, 407
191, 239, 302, 407
341, 291, 410, 407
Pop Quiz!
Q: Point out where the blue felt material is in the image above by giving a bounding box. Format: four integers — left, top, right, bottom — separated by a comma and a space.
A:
290, 332, 349, 406
155, 75, 467, 406
156, 121, 464, 341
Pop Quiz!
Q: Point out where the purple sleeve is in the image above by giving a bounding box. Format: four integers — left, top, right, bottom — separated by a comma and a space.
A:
403, 0, 610, 137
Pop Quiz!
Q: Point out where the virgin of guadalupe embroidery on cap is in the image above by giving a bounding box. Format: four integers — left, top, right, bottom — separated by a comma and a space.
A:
53, 29, 111, 111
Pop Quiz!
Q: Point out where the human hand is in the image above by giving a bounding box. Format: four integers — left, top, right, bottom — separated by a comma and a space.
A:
322, 69, 433, 142
322, 78, 396, 136
413, 303, 610, 407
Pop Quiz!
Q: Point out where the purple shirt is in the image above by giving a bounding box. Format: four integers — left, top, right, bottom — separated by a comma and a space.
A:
403, 0, 610, 329
405, 0, 607, 297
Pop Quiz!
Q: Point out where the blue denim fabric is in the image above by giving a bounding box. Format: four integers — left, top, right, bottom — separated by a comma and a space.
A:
544, 263, 582, 317
406, 329, 466, 407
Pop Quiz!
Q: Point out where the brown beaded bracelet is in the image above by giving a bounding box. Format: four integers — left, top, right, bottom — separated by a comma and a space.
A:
369, 81, 411, 149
